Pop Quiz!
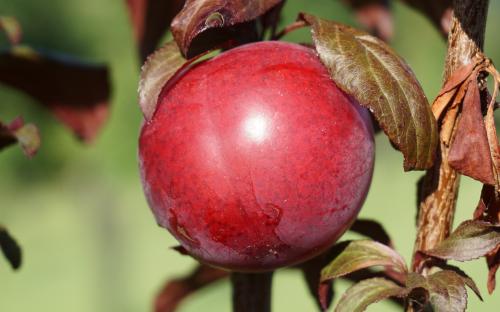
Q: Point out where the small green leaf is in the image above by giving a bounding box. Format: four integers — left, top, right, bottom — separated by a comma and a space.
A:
299, 13, 438, 171
0, 16, 22, 45
321, 240, 407, 283
0, 226, 22, 270
334, 278, 407, 312
423, 220, 500, 261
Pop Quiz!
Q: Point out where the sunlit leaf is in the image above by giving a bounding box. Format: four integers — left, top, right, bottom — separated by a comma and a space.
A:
423, 220, 500, 261
299, 13, 438, 171
334, 278, 407, 312
0, 46, 111, 142
0, 226, 22, 270
171, 0, 283, 57
321, 240, 407, 283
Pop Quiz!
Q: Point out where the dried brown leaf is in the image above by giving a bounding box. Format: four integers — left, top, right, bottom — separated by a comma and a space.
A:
0, 16, 22, 45
0, 46, 110, 142
448, 81, 495, 184
171, 0, 283, 57
299, 13, 438, 171
125, 0, 185, 61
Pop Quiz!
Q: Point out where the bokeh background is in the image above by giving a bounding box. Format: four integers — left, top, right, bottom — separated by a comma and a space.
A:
1, 0, 499, 311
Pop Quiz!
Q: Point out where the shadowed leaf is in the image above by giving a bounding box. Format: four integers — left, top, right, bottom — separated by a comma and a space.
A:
342, 0, 393, 41
0, 46, 111, 142
139, 41, 210, 120
0, 16, 22, 45
0, 117, 40, 157
448, 82, 495, 184
125, 0, 185, 61
299, 13, 437, 171
423, 220, 500, 261
155, 264, 228, 312
334, 278, 407, 312
0, 226, 22, 270
350, 218, 392, 246
171, 0, 283, 57
321, 240, 407, 283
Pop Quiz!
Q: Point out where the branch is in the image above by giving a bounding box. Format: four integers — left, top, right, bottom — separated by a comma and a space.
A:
411, 0, 490, 273
231, 272, 273, 312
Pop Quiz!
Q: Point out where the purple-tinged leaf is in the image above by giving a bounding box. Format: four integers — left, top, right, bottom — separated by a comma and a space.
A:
321, 240, 408, 283
0, 225, 22, 270
171, 0, 284, 57
155, 264, 228, 312
299, 13, 438, 171
0, 46, 111, 142
334, 278, 407, 312
423, 220, 500, 262
125, 0, 185, 61
0, 117, 40, 157
342, 0, 393, 41
139, 41, 210, 120
0, 16, 21, 45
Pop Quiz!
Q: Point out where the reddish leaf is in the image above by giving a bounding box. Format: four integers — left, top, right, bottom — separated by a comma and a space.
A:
334, 278, 407, 312
0, 16, 22, 45
0, 225, 22, 270
155, 264, 228, 312
171, 0, 284, 57
423, 220, 500, 262
299, 13, 438, 171
0, 46, 111, 142
474, 184, 500, 293
0, 117, 40, 157
448, 82, 495, 184
343, 0, 393, 41
125, 0, 185, 61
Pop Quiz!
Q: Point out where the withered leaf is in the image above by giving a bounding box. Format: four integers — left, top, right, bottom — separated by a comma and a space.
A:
440, 80, 469, 146
423, 220, 500, 262
0, 16, 22, 45
474, 184, 500, 293
0, 46, 111, 142
299, 13, 438, 171
342, 0, 393, 41
125, 0, 185, 61
139, 41, 209, 120
448, 82, 495, 185
334, 278, 407, 312
171, 0, 283, 57
0, 117, 40, 157
320, 240, 408, 284
0, 226, 22, 270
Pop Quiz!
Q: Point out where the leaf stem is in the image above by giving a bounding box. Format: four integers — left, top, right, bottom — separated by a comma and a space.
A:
231, 271, 274, 312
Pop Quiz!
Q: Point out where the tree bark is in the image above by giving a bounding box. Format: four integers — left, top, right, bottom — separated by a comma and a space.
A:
231, 272, 273, 312
411, 0, 489, 272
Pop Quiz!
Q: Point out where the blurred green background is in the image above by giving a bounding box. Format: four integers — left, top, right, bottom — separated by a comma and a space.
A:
0, 0, 499, 311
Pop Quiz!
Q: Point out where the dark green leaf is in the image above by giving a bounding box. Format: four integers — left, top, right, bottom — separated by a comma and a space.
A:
349, 219, 392, 246
423, 220, 500, 261
0, 45, 111, 142
0, 226, 22, 270
321, 240, 407, 283
0, 16, 22, 45
334, 278, 407, 312
299, 13, 438, 171
171, 0, 283, 57
0, 117, 40, 157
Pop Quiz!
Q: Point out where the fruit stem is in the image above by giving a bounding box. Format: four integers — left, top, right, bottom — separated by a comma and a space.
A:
409, 0, 490, 276
231, 271, 274, 312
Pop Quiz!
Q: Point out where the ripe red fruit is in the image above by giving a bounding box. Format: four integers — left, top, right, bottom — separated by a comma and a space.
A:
139, 41, 374, 272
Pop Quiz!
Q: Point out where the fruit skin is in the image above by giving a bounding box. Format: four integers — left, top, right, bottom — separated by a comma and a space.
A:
139, 41, 374, 272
